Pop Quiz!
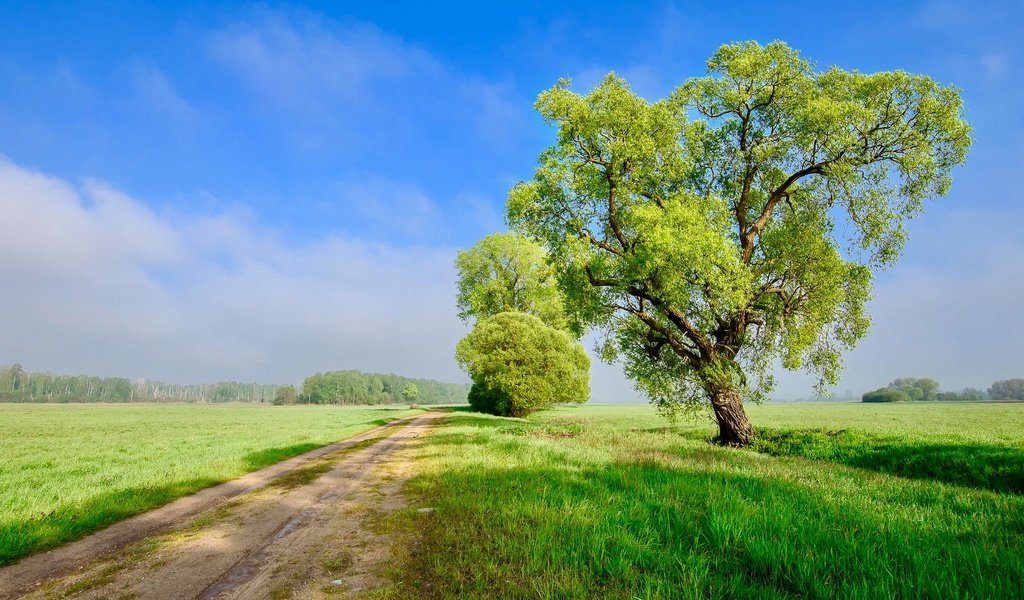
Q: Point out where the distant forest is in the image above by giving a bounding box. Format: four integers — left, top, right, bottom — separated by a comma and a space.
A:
299, 370, 470, 405
0, 364, 468, 405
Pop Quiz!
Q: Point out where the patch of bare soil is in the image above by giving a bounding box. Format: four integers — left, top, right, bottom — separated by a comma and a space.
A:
0, 412, 444, 600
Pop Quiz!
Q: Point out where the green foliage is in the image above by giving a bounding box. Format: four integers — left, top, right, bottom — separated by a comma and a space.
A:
0, 404, 418, 565
455, 312, 590, 416
862, 377, 961, 402
937, 387, 988, 402
989, 378, 1024, 400
862, 388, 910, 403
507, 41, 971, 420
0, 364, 279, 403
466, 379, 508, 415
455, 232, 570, 332
888, 377, 940, 401
380, 404, 1023, 598
402, 382, 420, 402
300, 370, 468, 405
272, 385, 298, 405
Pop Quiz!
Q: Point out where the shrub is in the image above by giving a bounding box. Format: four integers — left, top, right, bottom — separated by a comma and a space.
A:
456, 312, 590, 417
862, 388, 910, 403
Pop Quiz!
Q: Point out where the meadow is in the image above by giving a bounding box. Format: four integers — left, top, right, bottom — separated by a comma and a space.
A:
380, 403, 1024, 599
0, 403, 418, 565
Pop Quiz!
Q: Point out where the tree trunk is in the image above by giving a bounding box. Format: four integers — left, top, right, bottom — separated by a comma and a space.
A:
709, 386, 754, 446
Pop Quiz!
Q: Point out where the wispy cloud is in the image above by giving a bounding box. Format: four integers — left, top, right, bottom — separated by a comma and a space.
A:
206, 9, 526, 152
0, 158, 467, 384
342, 178, 441, 238
129, 62, 198, 121
774, 207, 1024, 398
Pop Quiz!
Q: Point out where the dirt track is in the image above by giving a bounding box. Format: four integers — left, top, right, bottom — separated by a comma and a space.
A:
0, 412, 442, 599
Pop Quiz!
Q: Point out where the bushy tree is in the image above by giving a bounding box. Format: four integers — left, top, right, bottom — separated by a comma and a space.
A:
456, 312, 590, 416
273, 385, 298, 405
402, 382, 420, 402
888, 377, 939, 401
508, 41, 970, 444
863, 377, 942, 402
862, 388, 910, 403
455, 232, 569, 331
988, 379, 1024, 401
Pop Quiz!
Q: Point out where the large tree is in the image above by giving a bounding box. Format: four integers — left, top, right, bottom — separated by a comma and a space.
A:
508, 41, 970, 445
455, 232, 569, 332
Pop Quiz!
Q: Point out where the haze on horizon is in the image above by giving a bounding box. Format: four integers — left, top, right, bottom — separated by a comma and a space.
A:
1, 1, 1021, 402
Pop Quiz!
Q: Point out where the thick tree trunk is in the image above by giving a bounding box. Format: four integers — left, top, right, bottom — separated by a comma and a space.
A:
709, 387, 754, 446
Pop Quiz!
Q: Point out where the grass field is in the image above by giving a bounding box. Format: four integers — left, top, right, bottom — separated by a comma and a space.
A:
381, 403, 1024, 599
0, 403, 419, 566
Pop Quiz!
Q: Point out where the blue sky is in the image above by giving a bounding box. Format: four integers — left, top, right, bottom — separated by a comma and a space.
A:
0, 1, 1021, 400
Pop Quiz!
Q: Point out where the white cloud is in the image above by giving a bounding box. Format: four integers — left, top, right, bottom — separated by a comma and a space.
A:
205, 9, 526, 152
129, 62, 198, 121
2, 158, 1016, 402
0, 157, 643, 400
774, 207, 1024, 398
208, 13, 434, 115
0, 158, 468, 385
341, 178, 440, 238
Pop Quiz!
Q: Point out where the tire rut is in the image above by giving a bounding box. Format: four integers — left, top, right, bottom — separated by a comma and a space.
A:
0, 412, 442, 600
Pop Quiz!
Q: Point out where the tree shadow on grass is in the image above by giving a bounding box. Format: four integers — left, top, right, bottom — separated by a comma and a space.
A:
397, 431, 1024, 599
753, 428, 1024, 495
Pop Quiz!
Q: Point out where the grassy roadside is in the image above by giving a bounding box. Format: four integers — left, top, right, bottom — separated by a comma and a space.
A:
376, 403, 1024, 599
0, 403, 421, 565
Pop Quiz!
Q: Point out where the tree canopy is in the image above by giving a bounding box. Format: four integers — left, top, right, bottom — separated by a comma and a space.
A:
507, 41, 971, 444
863, 378, 987, 402
300, 370, 468, 405
455, 232, 569, 332
455, 312, 590, 416
989, 379, 1024, 401
273, 385, 298, 405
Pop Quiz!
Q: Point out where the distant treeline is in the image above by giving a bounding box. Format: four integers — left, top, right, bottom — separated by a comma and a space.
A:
296, 370, 469, 405
0, 364, 469, 405
862, 377, 1024, 402
0, 364, 279, 403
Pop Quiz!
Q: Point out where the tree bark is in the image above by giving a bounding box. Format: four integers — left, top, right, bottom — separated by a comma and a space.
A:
709, 386, 754, 446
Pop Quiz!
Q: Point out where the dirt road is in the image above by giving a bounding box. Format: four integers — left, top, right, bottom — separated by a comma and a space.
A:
0, 412, 442, 599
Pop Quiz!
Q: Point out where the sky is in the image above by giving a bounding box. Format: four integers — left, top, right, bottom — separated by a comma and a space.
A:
0, 0, 1021, 401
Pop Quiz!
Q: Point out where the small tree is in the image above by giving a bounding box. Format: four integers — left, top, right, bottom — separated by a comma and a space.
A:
862, 388, 909, 403
273, 385, 297, 405
456, 312, 590, 416
889, 377, 939, 401
508, 41, 970, 445
402, 382, 420, 403
455, 232, 570, 332
988, 379, 1024, 401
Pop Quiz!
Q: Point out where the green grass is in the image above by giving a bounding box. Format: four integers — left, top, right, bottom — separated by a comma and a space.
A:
384, 403, 1024, 599
0, 403, 420, 566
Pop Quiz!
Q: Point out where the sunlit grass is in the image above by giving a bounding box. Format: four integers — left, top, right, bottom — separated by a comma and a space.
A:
384, 403, 1024, 599
0, 403, 419, 565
